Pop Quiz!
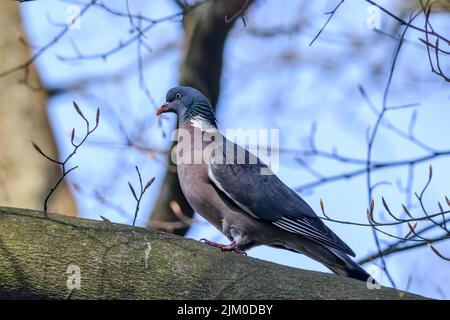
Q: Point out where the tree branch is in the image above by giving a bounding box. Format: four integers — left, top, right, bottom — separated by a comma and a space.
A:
0, 206, 425, 299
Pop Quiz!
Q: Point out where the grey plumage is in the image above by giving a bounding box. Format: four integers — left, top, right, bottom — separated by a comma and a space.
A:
157, 86, 372, 283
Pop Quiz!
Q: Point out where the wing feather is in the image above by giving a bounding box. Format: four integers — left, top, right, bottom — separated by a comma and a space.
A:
208, 138, 355, 256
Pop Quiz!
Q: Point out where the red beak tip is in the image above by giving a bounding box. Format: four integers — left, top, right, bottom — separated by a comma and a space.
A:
156, 102, 169, 116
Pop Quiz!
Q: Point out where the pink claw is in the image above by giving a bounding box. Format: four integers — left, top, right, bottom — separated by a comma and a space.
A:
199, 238, 247, 255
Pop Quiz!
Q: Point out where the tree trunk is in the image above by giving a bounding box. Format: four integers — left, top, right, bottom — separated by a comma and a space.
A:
0, 206, 425, 299
148, 0, 253, 235
0, 2, 77, 216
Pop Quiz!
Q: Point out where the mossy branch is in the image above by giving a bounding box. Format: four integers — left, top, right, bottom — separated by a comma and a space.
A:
0, 207, 425, 300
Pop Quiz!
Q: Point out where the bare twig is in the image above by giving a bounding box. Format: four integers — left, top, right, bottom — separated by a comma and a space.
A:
309, 0, 344, 46
128, 166, 155, 226
365, 0, 449, 81
319, 167, 450, 265
57, 1, 209, 62
364, 0, 450, 43
295, 150, 450, 192
0, 1, 95, 86
32, 102, 100, 214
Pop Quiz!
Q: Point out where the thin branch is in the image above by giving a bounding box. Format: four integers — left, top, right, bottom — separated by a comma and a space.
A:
364, 0, 450, 43
295, 150, 450, 192
32, 102, 100, 214
129, 166, 155, 226
0, 0, 95, 85
309, 0, 344, 46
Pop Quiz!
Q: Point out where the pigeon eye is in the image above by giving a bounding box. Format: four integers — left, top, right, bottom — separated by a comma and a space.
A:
175, 93, 181, 99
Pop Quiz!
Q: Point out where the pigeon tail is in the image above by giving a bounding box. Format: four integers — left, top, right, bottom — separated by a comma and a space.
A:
325, 248, 373, 283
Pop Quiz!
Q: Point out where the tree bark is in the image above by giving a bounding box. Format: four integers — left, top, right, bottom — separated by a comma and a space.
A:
0, 206, 425, 299
148, 0, 253, 235
0, 2, 77, 216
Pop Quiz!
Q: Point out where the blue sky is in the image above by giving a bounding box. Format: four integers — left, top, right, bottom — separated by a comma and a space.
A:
19, 0, 450, 298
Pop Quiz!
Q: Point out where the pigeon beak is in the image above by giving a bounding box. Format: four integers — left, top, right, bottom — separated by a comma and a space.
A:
156, 102, 170, 116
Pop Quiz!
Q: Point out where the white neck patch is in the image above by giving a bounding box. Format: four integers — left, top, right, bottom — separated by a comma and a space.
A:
189, 116, 218, 133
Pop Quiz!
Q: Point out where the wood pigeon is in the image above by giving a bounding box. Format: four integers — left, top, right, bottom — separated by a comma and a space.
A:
156, 86, 372, 282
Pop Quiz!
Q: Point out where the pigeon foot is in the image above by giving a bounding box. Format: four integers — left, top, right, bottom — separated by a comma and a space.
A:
199, 238, 247, 255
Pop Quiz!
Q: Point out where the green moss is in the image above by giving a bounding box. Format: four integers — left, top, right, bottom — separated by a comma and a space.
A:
0, 207, 426, 300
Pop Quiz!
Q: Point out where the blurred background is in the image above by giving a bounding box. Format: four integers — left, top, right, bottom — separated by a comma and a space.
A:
0, 0, 449, 299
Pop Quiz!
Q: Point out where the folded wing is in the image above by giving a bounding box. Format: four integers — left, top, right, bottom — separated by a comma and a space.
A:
208, 139, 355, 257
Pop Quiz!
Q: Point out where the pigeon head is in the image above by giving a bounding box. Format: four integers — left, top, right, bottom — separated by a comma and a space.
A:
156, 86, 217, 127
